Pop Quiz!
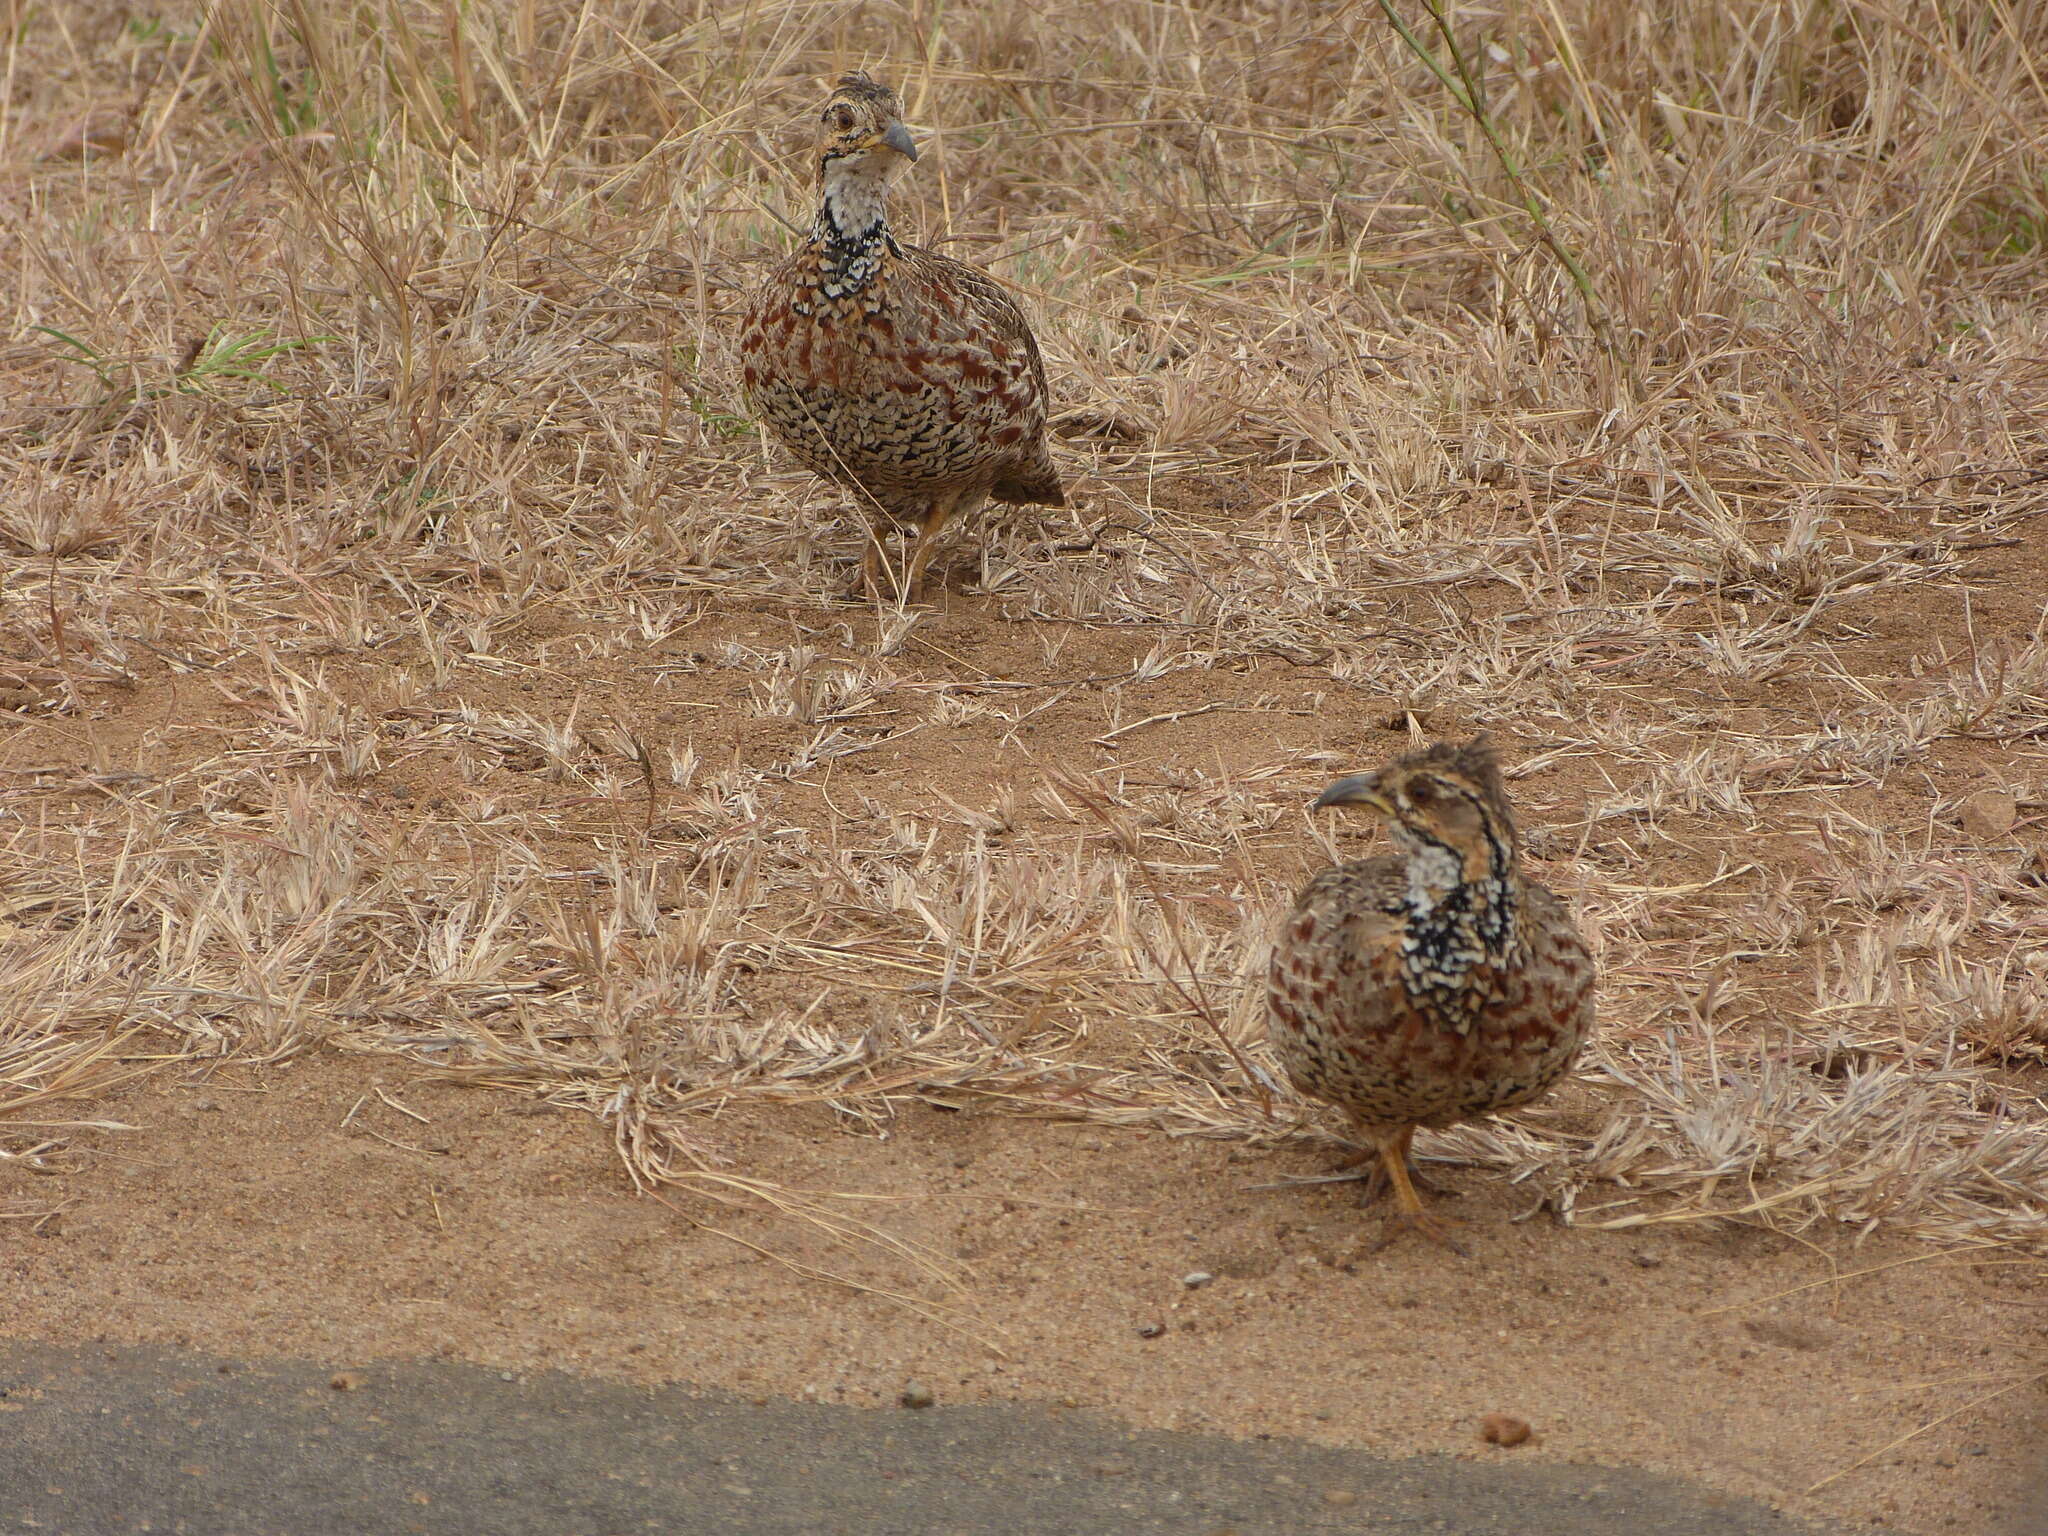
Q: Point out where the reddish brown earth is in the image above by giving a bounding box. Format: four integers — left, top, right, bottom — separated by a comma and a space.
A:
4, 1053, 2041, 1533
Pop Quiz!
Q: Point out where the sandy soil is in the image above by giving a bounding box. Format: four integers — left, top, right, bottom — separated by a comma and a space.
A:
4, 1054, 2040, 1535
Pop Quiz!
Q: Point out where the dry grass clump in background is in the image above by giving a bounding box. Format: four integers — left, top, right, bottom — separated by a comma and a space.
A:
2, 0, 2046, 1250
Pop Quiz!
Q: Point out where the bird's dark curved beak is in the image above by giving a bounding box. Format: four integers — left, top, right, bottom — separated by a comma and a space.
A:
880, 121, 918, 161
1314, 773, 1389, 812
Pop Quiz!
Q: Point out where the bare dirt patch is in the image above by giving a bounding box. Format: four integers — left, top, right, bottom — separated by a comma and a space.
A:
5, 1054, 2043, 1535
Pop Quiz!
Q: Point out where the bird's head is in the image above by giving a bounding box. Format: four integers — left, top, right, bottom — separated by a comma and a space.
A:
1313, 736, 1520, 880
815, 72, 919, 184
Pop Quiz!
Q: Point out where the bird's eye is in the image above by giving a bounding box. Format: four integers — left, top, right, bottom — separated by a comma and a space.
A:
825, 105, 856, 132
1405, 780, 1437, 806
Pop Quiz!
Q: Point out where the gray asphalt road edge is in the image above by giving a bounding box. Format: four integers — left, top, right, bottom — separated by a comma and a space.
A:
0, 1342, 1851, 1535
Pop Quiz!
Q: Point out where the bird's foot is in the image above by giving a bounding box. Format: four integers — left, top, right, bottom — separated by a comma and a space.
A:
1367, 1208, 1470, 1258
850, 557, 930, 606
1327, 1146, 1457, 1205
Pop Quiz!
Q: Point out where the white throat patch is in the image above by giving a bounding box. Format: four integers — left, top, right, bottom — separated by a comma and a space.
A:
1403, 839, 1462, 914
822, 168, 889, 234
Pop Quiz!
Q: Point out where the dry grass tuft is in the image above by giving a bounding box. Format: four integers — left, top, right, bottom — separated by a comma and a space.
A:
4, 0, 2047, 1251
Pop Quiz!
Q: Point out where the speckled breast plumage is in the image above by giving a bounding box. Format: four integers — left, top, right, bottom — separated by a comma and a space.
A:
738, 241, 1063, 521
1266, 858, 1595, 1132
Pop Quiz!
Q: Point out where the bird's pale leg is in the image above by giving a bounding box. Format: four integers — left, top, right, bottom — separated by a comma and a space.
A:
858, 525, 893, 602
1369, 1127, 1469, 1256
1328, 1131, 1452, 1203
900, 493, 971, 603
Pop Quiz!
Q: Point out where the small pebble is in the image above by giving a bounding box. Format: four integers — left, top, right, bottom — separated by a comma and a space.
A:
1322, 1488, 1357, 1507
899, 1381, 935, 1410
1181, 1271, 1215, 1290
1090, 1459, 1132, 1478
1958, 789, 2018, 839
1480, 1413, 1532, 1447
1136, 1322, 1166, 1339
328, 1371, 366, 1392
1631, 1252, 1663, 1268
